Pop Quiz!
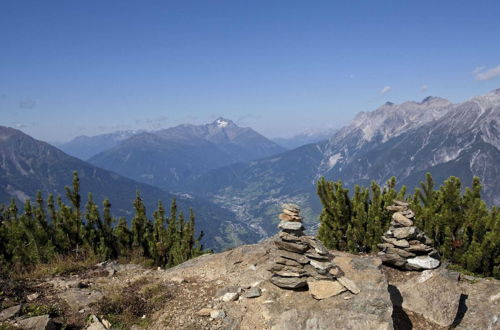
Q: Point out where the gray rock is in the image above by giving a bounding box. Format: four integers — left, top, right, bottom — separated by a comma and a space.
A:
406, 256, 440, 270
221, 292, 239, 302
379, 252, 406, 268
274, 240, 308, 253
305, 251, 330, 261
278, 221, 304, 231
243, 286, 262, 298
275, 256, 302, 267
210, 309, 226, 319
0, 304, 21, 321
278, 231, 302, 242
397, 271, 462, 327
382, 237, 409, 248
386, 247, 416, 258
393, 200, 409, 207
270, 275, 307, 289
277, 250, 310, 264
406, 243, 433, 253
392, 226, 417, 239
337, 276, 360, 295
300, 236, 329, 255
392, 212, 414, 227
310, 260, 334, 273
16, 314, 56, 330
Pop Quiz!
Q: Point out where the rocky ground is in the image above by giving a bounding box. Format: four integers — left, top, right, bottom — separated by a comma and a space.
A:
1, 239, 499, 330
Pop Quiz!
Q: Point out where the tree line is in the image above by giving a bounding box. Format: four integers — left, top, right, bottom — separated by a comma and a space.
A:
0, 172, 204, 274
317, 173, 499, 278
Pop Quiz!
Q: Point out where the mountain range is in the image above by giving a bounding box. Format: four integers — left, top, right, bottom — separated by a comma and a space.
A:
87, 118, 286, 191
2, 89, 499, 248
186, 89, 500, 239
272, 127, 338, 149
55, 130, 144, 160
0, 126, 258, 250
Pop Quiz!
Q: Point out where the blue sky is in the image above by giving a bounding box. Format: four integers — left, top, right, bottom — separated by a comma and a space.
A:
1, 0, 500, 141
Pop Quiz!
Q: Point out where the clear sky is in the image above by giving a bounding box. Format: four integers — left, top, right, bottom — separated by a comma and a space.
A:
1, 0, 500, 142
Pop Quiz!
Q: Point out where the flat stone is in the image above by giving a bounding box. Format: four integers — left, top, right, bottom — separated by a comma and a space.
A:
300, 236, 329, 255
377, 243, 394, 250
310, 260, 334, 273
243, 286, 262, 298
406, 256, 440, 270
278, 213, 302, 222
305, 253, 330, 261
386, 205, 407, 212
392, 212, 413, 227
382, 237, 409, 248
392, 226, 417, 239
307, 279, 347, 300
387, 247, 416, 258
337, 276, 360, 294
393, 200, 409, 207
379, 252, 406, 268
276, 257, 302, 267
270, 275, 307, 289
274, 240, 308, 253
0, 304, 21, 321
278, 221, 304, 231
277, 250, 310, 264
406, 244, 433, 253
278, 231, 302, 242
283, 209, 300, 216
274, 267, 307, 277
282, 203, 300, 212
16, 315, 56, 330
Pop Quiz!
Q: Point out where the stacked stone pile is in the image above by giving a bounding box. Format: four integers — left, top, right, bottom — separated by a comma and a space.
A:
269, 203, 359, 299
378, 200, 440, 270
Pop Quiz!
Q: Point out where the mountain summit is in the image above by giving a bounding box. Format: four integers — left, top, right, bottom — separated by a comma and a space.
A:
89, 119, 286, 191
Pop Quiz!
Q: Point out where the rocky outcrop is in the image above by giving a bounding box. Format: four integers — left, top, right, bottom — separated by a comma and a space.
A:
378, 201, 440, 270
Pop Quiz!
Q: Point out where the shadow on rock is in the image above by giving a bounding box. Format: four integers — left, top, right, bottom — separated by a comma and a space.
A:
388, 284, 412, 330
451, 293, 468, 327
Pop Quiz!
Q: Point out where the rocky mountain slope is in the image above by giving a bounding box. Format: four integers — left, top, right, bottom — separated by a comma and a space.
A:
272, 127, 337, 149
1, 238, 498, 329
0, 126, 257, 250
89, 118, 286, 191
55, 130, 144, 160
188, 89, 500, 239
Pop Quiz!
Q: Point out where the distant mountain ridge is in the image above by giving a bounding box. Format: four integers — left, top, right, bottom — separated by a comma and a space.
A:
55, 130, 144, 160
0, 126, 258, 250
187, 89, 500, 240
272, 127, 338, 149
88, 118, 286, 191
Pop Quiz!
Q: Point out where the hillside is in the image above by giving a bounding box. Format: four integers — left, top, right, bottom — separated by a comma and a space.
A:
188, 89, 500, 239
1, 238, 498, 329
89, 118, 286, 191
0, 126, 257, 250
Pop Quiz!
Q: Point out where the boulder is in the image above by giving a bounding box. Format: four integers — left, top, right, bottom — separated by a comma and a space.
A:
397, 271, 462, 327
379, 252, 406, 268
307, 279, 346, 300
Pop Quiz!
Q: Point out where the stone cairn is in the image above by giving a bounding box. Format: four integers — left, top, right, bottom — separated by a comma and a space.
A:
378, 200, 440, 270
269, 204, 359, 298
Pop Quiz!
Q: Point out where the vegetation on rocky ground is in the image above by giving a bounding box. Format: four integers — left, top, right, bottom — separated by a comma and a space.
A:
317, 173, 500, 278
0, 171, 205, 277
